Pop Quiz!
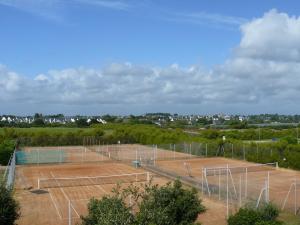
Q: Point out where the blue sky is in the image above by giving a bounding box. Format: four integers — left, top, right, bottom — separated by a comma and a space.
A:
1, 0, 296, 75
1, 0, 300, 115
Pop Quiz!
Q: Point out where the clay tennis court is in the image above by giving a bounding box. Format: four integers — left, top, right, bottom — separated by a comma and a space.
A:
15, 162, 168, 225
14, 145, 300, 225
156, 157, 300, 216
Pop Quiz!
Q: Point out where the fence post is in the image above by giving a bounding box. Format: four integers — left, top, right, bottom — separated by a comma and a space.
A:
241, 174, 243, 207
147, 172, 150, 183
267, 172, 270, 203
218, 170, 221, 200
68, 200, 72, 225
295, 178, 297, 215
226, 164, 229, 219
173, 144, 175, 160
245, 168, 248, 199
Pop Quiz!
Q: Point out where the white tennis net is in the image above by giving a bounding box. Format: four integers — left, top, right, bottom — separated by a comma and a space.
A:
38, 172, 150, 189
204, 162, 278, 176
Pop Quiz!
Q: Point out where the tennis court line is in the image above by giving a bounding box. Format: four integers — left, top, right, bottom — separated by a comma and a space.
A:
50, 171, 80, 218
48, 188, 62, 219
86, 177, 108, 194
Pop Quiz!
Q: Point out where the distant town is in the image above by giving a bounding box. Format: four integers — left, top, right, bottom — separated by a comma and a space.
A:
1, 113, 300, 128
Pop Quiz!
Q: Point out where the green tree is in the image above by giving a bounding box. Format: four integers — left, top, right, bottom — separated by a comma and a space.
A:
136, 180, 205, 225
227, 204, 282, 225
81, 196, 134, 225
76, 119, 88, 127
0, 184, 20, 225
281, 136, 298, 145
81, 180, 205, 225
0, 140, 15, 165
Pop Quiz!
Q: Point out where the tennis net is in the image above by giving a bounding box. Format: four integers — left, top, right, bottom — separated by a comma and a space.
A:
38, 172, 150, 189
204, 162, 278, 176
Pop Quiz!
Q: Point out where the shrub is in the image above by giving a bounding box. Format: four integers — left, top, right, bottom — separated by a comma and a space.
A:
136, 180, 205, 225
0, 184, 20, 225
81, 180, 205, 225
227, 204, 282, 225
81, 196, 134, 225
0, 140, 15, 166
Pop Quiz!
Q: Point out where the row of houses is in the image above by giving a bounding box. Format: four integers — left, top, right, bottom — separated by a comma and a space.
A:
0, 113, 249, 126
0, 116, 107, 124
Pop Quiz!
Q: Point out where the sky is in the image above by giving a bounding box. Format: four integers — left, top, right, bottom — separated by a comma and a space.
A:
1, 0, 300, 115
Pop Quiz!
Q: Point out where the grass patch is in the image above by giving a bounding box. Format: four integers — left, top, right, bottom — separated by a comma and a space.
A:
278, 212, 300, 225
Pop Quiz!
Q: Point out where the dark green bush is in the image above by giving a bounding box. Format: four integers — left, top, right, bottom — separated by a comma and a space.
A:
227, 204, 282, 225
0, 183, 20, 225
0, 140, 15, 165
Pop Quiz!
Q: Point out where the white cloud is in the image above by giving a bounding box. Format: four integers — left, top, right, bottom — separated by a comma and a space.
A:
168, 11, 247, 29
2, 9, 300, 114
0, 0, 64, 22
0, 0, 130, 22
237, 9, 300, 61
74, 0, 129, 11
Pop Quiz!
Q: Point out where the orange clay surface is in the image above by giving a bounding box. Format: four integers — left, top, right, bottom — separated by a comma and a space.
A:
157, 157, 300, 214
15, 162, 168, 225
15, 145, 300, 225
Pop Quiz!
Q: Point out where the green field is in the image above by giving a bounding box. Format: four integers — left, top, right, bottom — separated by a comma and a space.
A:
0, 127, 92, 134
0, 127, 114, 135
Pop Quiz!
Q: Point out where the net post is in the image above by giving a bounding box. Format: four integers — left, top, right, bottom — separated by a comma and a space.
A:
276, 162, 279, 169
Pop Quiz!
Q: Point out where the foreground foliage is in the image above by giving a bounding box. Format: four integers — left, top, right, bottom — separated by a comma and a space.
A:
227, 203, 283, 225
2, 124, 300, 171
0, 184, 20, 225
81, 180, 205, 225
0, 140, 15, 165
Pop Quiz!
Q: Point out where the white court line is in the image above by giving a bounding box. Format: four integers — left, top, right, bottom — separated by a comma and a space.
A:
48, 189, 62, 219
86, 177, 108, 194
86, 184, 108, 195
50, 171, 80, 218
95, 184, 108, 194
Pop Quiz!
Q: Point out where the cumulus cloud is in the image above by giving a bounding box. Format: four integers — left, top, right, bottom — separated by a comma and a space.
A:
237, 9, 300, 61
1, 9, 300, 113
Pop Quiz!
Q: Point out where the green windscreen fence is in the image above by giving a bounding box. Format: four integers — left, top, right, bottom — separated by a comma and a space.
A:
16, 150, 66, 165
